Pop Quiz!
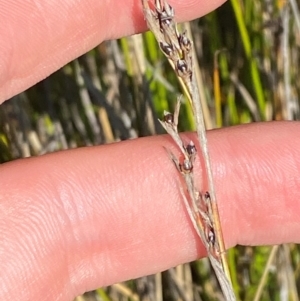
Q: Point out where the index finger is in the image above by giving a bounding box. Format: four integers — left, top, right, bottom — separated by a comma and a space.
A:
0, 0, 226, 103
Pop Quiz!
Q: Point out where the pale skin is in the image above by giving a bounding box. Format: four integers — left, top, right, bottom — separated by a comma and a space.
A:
1, 0, 300, 300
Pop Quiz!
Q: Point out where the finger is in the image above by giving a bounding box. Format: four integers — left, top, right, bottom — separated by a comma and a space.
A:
0, 0, 226, 103
1, 121, 300, 300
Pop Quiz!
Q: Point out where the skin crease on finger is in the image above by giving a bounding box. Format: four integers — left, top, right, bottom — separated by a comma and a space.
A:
0, 0, 226, 103
1, 122, 300, 301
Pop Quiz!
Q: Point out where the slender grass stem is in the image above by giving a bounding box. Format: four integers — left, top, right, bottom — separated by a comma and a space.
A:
141, 1, 236, 299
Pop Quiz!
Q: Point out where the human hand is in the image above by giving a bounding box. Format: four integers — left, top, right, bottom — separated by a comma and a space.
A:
1, 1, 300, 301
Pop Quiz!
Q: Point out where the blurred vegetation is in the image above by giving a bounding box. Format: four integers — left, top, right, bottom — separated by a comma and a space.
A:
1, 0, 300, 300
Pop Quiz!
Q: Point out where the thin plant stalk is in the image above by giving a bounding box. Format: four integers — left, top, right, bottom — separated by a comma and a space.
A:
230, 0, 266, 119
281, 4, 292, 120
141, 0, 236, 300
253, 246, 279, 301
214, 51, 223, 128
